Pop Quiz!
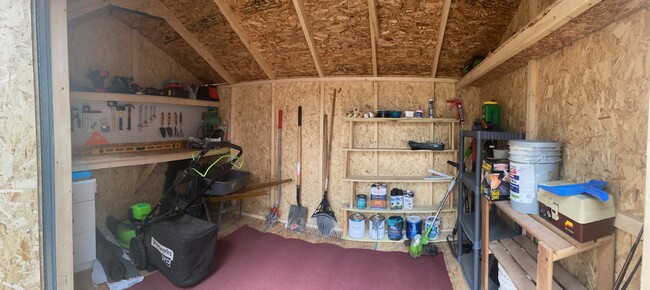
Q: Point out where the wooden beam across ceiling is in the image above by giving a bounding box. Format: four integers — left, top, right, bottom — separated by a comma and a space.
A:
109, 0, 236, 84
367, 0, 379, 77
430, 0, 451, 77
212, 0, 277, 80
292, 0, 324, 77
456, 0, 601, 89
67, 0, 109, 21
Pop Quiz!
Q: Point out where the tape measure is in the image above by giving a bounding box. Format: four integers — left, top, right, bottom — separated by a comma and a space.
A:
91, 143, 182, 155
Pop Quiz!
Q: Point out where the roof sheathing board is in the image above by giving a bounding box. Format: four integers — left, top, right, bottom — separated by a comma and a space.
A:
472, 0, 649, 86
435, 0, 521, 78
303, 0, 373, 76
109, 8, 226, 84
376, 0, 444, 76
159, 0, 268, 81
227, 0, 318, 78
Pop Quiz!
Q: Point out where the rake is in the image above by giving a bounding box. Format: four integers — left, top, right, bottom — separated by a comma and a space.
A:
312, 90, 338, 236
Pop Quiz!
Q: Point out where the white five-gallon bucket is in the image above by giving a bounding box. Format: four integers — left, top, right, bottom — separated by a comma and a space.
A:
508, 140, 562, 214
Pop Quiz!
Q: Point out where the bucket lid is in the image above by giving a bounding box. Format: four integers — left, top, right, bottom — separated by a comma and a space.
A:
483, 101, 498, 105
349, 213, 365, 221
406, 215, 421, 222
509, 140, 561, 149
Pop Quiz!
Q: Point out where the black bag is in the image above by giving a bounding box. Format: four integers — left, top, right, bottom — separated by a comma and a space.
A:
144, 215, 219, 287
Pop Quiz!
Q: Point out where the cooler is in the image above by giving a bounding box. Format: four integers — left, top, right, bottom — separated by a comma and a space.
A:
537, 181, 615, 243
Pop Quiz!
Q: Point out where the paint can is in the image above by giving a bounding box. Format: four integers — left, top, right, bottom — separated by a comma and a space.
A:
356, 194, 367, 209
390, 188, 403, 210
387, 216, 404, 241
369, 214, 386, 240
405, 215, 422, 240
424, 216, 441, 240
370, 183, 387, 209
348, 213, 366, 239
403, 191, 414, 210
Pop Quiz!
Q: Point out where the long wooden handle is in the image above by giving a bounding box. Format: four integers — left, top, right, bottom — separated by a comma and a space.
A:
297, 106, 302, 205
323, 89, 336, 193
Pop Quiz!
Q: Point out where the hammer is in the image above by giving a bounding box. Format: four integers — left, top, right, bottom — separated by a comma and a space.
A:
124, 104, 135, 130
116, 105, 126, 130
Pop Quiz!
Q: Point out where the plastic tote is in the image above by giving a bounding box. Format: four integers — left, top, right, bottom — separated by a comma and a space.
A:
508, 140, 562, 214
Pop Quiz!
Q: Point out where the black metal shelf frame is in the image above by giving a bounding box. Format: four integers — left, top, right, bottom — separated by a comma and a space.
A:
456, 130, 524, 290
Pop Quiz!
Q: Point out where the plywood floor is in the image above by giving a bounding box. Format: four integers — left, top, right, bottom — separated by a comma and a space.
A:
74, 213, 469, 290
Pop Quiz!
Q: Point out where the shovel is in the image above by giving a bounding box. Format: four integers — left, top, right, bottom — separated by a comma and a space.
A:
166, 112, 173, 137
286, 106, 307, 232
159, 112, 166, 137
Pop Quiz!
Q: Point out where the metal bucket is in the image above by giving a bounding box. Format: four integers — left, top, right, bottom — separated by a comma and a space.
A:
368, 214, 385, 240
387, 216, 404, 241
348, 213, 366, 239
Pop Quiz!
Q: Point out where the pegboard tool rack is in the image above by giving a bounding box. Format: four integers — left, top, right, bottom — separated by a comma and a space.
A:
70, 91, 223, 171
341, 117, 458, 243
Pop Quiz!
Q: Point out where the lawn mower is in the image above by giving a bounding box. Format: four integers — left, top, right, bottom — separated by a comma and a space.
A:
118, 141, 244, 287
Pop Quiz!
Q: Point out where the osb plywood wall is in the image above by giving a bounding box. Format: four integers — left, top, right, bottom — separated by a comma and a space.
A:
231, 80, 459, 231
499, 0, 555, 45
0, 0, 40, 288
535, 9, 648, 289
459, 9, 648, 289
68, 13, 202, 90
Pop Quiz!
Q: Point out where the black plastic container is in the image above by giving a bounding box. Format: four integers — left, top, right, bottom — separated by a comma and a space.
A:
203, 170, 251, 196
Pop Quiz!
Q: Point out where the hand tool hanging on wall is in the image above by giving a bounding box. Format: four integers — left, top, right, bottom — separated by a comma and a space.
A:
312, 89, 338, 237
138, 105, 144, 131
143, 105, 149, 128
179, 112, 184, 137
107, 101, 117, 129
159, 113, 166, 138
265, 110, 283, 229
166, 112, 173, 137
124, 104, 134, 131
286, 106, 306, 232
82, 105, 101, 114
151, 106, 156, 122
174, 112, 178, 137
71, 107, 81, 132
116, 105, 125, 130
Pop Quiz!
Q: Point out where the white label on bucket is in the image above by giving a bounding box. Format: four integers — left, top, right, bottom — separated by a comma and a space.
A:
509, 163, 535, 204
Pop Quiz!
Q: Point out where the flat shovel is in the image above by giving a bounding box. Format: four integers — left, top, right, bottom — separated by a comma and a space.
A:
159, 112, 166, 137
166, 112, 173, 137
286, 106, 306, 232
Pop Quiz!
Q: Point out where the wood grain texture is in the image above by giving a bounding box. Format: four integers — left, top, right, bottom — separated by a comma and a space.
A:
376, 0, 445, 76
225, 0, 318, 78
436, 0, 521, 78
109, 7, 226, 84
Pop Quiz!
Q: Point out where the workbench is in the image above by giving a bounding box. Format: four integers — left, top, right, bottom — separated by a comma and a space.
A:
481, 198, 614, 290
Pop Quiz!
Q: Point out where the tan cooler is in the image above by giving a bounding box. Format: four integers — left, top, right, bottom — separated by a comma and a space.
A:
537, 181, 615, 243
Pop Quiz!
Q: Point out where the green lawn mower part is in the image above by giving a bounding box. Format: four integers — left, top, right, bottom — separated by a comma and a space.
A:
116, 220, 136, 249
130, 203, 152, 221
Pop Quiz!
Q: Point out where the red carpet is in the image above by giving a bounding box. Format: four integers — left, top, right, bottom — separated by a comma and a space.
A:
131, 226, 453, 289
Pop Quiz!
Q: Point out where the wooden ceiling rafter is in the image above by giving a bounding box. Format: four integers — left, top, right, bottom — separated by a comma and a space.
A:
67, 0, 109, 21
430, 0, 451, 77
109, 0, 236, 84
212, 0, 277, 80
291, 0, 324, 77
367, 0, 379, 77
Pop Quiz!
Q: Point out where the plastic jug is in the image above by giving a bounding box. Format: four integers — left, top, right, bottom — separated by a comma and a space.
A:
482, 101, 501, 126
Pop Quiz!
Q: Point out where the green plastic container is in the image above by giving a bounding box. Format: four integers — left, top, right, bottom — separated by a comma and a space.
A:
130, 203, 152, 221
482, 101, 501, 126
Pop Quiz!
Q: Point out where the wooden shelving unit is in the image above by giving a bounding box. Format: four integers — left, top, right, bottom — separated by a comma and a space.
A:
341, 117, 458, 242
481, 199, 614, 290
342, 229, 452, 243
72, 147, 229, 171
70, 91, 219, 107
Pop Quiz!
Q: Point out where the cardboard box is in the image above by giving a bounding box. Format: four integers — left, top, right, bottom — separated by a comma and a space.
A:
481, 158, 510, 201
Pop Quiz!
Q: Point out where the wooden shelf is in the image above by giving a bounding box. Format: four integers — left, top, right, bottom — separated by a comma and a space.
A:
344, 117, 457, 123
490, 236, 587, 290
343, 175, 453, 183
456, 0, 646, 88
491, 200, 612, 260
342, 204, 454, 214
70, 91, 219, 107
72, 147, 229, 171
342, 229, 452, 244
342, 147, 457, 153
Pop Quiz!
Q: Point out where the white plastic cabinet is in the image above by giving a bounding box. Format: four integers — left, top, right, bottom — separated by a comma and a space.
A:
72, 178, 97, 272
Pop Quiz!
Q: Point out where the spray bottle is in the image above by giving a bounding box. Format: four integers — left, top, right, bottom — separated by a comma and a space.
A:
428, 99, 434, 118
446, 100, 464, 127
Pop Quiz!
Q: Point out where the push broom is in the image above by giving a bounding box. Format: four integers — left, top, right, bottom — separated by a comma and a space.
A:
312, 90, 338, 237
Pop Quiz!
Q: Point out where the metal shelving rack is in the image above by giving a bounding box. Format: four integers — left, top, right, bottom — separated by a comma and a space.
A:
456, 130, 524, 290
